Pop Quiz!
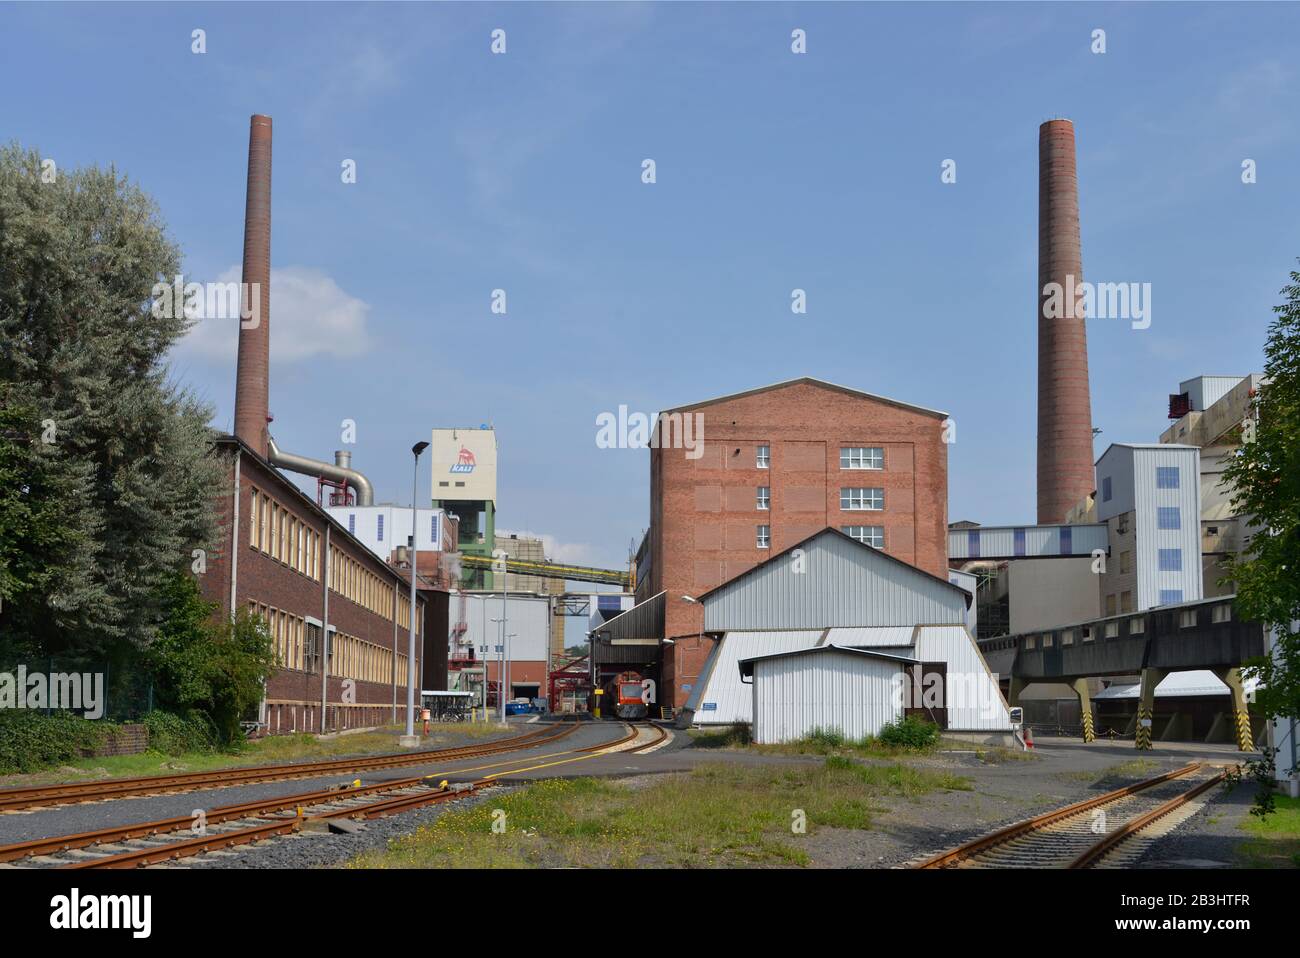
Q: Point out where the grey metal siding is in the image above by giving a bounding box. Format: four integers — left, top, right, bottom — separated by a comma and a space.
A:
702, 533, 966, 631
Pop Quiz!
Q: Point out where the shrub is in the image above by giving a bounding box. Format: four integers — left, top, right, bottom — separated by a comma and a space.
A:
0, 711, 113, 774
804, 727, 848, 750
877, 716, 941, 750
142, 710, 216, 756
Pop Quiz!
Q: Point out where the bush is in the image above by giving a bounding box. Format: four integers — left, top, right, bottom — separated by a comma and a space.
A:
877, 716, 941, 750
142, 710, 216, 756
804, 727, 848, 750
0, 711, 113, 774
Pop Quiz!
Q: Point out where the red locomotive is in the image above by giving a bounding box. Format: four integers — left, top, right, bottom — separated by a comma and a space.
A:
602, 670, 648, 720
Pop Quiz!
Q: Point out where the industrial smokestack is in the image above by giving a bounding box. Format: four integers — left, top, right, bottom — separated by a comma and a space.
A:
1037, 119, 1094, 524
233, 114, 272, 458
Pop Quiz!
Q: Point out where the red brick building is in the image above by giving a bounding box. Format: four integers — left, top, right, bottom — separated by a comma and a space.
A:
637, 379, 950, 707
202, 436, 425, 734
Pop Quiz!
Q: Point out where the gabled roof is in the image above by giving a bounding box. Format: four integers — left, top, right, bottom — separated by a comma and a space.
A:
696, 527, 972, 608
738, 643, 918, 679
661, 377, 947, 420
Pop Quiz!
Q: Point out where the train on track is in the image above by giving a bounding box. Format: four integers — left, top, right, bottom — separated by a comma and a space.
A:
602, 670, 648, 720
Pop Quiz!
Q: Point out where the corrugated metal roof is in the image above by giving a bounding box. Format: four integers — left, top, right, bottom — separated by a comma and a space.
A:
1094, 670, 1259, 700
683, 630, 824, 724
826, 626, 917, 647
739, 643, 917, 678
700, 529, 969, 632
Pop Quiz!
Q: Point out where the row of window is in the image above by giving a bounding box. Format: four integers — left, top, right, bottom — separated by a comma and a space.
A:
751, 446, 887, 470
250, 487, 413, 627
749, 487, 885, 511
752, 524, 885, 550
252, 601, 409, 682
1025, 602, 1232, 649
250, 488, 321, 581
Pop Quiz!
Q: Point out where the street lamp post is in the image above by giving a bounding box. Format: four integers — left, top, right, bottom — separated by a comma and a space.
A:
401, 441, 430, 747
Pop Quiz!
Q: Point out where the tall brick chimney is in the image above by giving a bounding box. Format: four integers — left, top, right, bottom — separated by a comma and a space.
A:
233, 114, 272, 458
1036, 119, 1094, 524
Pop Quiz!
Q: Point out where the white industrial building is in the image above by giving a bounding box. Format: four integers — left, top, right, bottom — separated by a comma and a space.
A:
324, 504, 447, 559
741, 646, 918, 744
682, 529, 1013, 741
1095, 443, 1203, 613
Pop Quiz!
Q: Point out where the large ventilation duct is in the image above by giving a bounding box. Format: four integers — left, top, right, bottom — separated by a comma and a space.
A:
267, 436, 375, 506
233, 114, 273, 458
1036, 118, 1095, 524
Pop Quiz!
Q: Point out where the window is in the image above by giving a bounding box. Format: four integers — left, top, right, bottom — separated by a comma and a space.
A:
1061, 629, 1075, 646
1180, 609, 1198, 629
1120, 591, 1133, 613
270, 503, 279, 557
1129, 615, 1145, 635
756, 525, 770, 549
1157, 548, 1182, 572
1119, 550, 1132, 574
260, 495, 269, 553
1024, 636, 1036, 650
1159, 589, 1184, 605
1212, 604, 1232, 624
1157, 507, 1181, 530
1105, 594, 1117, 616
431, 514, 439, 545
377, 514, 384, 542
1059, 526, 1073, 555
756, 445, 770, 469
1101, 476, 1112, 502
1156, 466, 1180, 489
756, 487, 770, 510
842, 525, 885, 548
249, 489, 260, 548
1104, 621, 1119, 639
840, 447, 883, 470
840, 487, 884, 511
348, 513, 356, 535
1041, 633, 1054, 647
1082, 626, 1094, 642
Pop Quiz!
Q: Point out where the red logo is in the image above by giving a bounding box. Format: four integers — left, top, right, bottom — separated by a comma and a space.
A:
450, 446, 476, 473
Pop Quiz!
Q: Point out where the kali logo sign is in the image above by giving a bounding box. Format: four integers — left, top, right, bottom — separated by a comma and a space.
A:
450, 447, 476, 474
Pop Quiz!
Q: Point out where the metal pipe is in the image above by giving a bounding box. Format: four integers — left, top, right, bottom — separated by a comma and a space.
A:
267, 435, 374, 506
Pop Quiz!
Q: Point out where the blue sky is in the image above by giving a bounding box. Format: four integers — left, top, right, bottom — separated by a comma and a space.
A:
4, 2, 1296, 570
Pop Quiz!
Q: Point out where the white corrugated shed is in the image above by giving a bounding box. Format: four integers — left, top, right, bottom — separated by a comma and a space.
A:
746, 646, 914, 745
911, 625, 1012, 731
683, 630, 825, 724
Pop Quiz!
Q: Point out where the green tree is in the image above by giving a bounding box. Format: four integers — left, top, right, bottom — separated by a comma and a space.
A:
1223, 263, 1300, 810
145, 573, 278, 744
0, 143, 225, 660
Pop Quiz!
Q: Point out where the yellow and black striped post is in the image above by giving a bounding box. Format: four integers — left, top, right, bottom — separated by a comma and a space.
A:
1135, 706, 1153, 750
1134, 668, 1164, 750
1217, 668, 1255, 752
1233, 709, 1254, 752
1071, 677, 1095, 743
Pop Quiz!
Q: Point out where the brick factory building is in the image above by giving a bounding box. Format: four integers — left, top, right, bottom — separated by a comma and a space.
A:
203, 436, 425, 735
634, 378, 951, 708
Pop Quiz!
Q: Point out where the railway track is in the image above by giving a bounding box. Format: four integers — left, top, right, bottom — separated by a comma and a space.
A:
915, 762, 1227, 870
0, 721, 651, 869
0, 723, 577, 813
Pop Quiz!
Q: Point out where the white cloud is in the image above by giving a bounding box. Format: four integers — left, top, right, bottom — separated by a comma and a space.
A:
176, 265, 372, 363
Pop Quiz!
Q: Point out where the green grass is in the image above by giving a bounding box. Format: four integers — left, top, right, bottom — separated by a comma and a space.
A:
0, 722, 506, 788
1056, 758, 1157, 785
1236, 795, 1300, 868
689, 724, 943, 760
351, 758, 973, 869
